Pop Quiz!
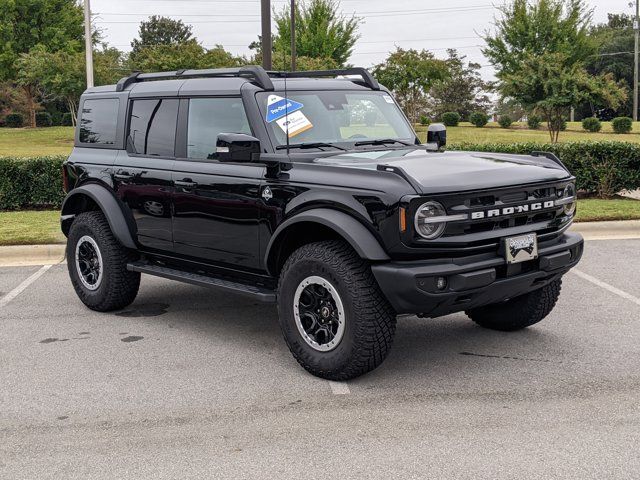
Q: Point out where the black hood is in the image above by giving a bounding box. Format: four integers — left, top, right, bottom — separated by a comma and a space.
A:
313, 148, 571, 194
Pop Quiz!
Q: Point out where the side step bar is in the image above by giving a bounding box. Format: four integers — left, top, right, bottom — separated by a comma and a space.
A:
127, 261, 277, 303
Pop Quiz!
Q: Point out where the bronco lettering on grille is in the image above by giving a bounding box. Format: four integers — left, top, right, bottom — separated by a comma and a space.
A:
470, 200, 555, 220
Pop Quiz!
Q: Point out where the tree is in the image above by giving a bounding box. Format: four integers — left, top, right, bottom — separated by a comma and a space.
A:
427, 49, 492, 121
130, 16, 194, 57
372, 48, 449, 123
129, 42, 245, 72
273, 0, 360, 67
0, 0, 84, 127
484, 0, 625, 141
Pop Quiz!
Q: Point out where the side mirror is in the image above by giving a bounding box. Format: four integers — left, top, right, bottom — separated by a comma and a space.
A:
216, 133, 261, 162
427, 123, 447, 150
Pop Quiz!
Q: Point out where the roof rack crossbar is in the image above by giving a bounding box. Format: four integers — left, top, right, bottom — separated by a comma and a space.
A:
268, 68, 380, 90
115, 65, 274, 92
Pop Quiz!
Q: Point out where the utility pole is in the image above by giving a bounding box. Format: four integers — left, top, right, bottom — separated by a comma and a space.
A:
290, 0, 296, 71
83, 0, 94, 88
261, 0, 272, 70
634, 0, 639, 121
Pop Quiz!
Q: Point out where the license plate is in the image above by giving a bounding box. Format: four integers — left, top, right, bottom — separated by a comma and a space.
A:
504, 233, 538, 264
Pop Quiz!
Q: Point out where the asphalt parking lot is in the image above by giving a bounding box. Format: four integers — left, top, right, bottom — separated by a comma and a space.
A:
1, 238, 639, 479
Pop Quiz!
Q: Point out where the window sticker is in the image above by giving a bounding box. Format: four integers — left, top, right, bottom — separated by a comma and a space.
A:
265, 95, 305, 123
383, 95, 395, 104
275, 110, 314, 138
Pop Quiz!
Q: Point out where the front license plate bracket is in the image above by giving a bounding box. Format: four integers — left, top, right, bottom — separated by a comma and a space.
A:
504, 233, 538, 264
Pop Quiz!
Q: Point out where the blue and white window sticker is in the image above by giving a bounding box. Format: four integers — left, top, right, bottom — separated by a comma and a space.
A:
266, 94, 313, 138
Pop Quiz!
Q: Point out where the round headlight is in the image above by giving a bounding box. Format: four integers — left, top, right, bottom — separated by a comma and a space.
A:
414, 201, 447, 239
563, 184, 577, 216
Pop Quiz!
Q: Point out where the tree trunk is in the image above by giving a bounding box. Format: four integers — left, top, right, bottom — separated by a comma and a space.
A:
67, 98, 78, 127
22, 85, 37, 128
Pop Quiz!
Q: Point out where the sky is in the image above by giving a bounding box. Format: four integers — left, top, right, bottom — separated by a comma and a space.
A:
90, 0, 634, 80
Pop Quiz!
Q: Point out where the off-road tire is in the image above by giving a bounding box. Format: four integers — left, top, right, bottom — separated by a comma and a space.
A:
67, 211, 140, 312
466, 279, 562, 331
278, 240, 397, 380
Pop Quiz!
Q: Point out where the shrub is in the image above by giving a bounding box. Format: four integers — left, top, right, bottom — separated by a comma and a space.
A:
51, 112, 64, 126
419, 115, 430, 126
4, 113, 24, 128
582, 117, 602, 133
0, 156, 66, 210
35, 111, 53, 128
469, 112, 489, 128
61, 112, 74, 126
498, 116, 513, 129
527, 115, 542, 130
441, 112, 461, 127
612, 117, 633, 134
447, 141, 640, 198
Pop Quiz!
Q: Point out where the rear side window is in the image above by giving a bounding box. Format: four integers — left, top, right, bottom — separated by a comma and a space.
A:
128, 99, 179, 157
79, 99, 119, 145
187, 98, 251, 159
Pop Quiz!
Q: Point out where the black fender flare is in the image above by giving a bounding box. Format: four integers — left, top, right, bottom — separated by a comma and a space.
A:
264, 208, 390, 273
61, 184, 137, 249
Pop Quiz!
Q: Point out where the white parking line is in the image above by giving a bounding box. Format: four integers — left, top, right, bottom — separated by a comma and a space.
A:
571, 269, 640, 307
328, 381, 350, 395
0, 264, 52, 309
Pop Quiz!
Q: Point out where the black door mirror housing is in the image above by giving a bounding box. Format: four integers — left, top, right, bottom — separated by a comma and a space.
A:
216, 133, 261, 162
427, 124, 447, 150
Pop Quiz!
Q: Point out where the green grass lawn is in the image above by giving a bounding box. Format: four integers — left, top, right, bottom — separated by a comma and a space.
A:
0, 210, 65, 246
1, 199, 638, 246
0, 126, 74, 157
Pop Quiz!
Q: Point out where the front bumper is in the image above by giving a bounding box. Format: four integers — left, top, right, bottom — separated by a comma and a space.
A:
371, 232, 584, 317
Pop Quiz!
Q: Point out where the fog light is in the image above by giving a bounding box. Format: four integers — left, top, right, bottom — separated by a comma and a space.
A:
436, 276, 447, 291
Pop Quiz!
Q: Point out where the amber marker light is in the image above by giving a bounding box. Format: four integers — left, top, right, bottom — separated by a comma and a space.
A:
399, 207, 407, 232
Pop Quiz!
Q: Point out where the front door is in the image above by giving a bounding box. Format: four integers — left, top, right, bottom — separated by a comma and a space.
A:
171, 97, 264, 270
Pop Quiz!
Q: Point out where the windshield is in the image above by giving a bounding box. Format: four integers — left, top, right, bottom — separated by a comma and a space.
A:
257, 90, 416, 149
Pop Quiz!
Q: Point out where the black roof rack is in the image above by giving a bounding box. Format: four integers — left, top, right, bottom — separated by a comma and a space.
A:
268, 68, 380, 90
115, 65, 274, 92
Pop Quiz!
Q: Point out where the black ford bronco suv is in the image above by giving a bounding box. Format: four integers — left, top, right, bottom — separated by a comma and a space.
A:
61, 66, 583, 379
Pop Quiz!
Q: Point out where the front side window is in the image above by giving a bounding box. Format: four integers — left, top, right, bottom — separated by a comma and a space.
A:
257, 91, 415, 148
128, 99, 179, 157
187, 98, 251, 159
79, 99, 119, 145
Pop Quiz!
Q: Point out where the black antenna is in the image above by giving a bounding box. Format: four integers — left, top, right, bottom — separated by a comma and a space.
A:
284, 71, 290, 155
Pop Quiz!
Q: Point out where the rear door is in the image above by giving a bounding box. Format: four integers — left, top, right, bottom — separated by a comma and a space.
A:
171, 97, 265, 270
112, 97, 179, 252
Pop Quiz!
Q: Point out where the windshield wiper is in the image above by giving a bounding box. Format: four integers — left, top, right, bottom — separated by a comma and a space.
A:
354, 138, 414, 147
276, 142, 347, 151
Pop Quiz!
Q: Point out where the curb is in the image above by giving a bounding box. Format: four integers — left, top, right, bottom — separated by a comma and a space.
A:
1, 220, 639, 267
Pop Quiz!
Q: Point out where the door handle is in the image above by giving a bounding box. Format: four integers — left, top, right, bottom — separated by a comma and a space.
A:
114, 171, 133, 180
174, 179, 198, 189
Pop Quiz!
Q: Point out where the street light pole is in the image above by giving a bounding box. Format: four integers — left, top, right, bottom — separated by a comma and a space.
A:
290, 0, 296, 71
83, 0, 94, 88
634, 0, 639, 121
261, 0, 272, 70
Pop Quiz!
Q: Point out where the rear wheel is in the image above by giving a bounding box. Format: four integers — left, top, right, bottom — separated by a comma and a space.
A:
67, 211, 140, 312
466, 279, 562, 331
277, 241, 396, 380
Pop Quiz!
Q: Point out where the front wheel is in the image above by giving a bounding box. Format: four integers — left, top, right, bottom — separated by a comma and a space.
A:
466, 279, 562, 331
277, 241, 397, 380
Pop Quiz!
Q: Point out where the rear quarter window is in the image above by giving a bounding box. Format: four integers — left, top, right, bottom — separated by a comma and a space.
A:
79, 99, 119, 145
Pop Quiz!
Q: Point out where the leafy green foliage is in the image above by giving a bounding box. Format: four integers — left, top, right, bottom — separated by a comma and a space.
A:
0, 156, 66, 209
373, 48, 449, 124
61, 113, 73, 127
4, 113, 23, 128
469, 112, 489, 128
130, 16, 194, 57
273, 0, 360, 67
419, 115, 431, 126
612, 116, 633, 134
35, 112, 52, 128
527, 115, 542, 129
582, 117, 602, 132
441, 112, 461, 127
498, 116, 513, 128
448, 141, 640, 197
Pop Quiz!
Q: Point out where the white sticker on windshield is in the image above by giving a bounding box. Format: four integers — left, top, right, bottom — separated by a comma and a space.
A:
266, 95, 304, 122
275, 110, 314, 138
383, 95, 395, 104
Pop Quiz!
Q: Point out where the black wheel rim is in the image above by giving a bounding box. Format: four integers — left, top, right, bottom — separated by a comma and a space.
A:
75, 235, 103, 291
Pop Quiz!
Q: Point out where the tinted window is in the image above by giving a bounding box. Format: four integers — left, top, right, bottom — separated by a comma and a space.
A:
128, 99, 178, 157
187, 98, 251, 159
79, 99, 119, 145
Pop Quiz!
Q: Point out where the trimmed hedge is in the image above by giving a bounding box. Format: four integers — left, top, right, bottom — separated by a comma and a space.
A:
441, 112, 460, 127
498, 116, 513, 129
35, 111, 53, 128
612, 117, 633, 134
4, 113, 24, 128
448, 141, 640, 197
0, 156, 66, 210
469, 112, 489, 128
527, 115, 542, 130
582, 117, 602, 133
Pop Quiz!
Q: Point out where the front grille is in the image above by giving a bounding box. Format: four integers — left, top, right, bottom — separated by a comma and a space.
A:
408, 180, 574, 256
